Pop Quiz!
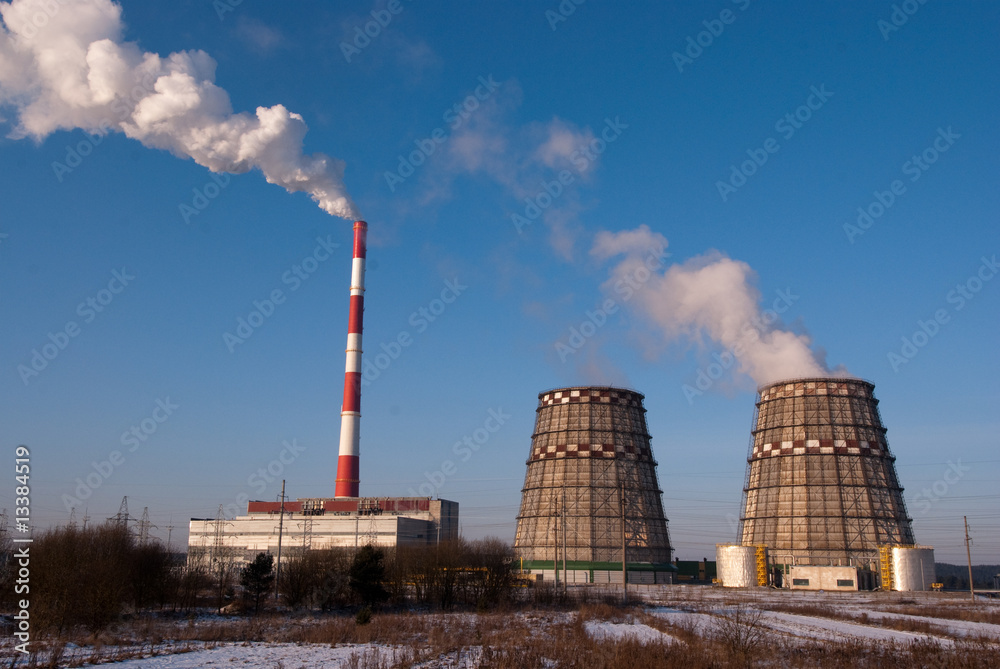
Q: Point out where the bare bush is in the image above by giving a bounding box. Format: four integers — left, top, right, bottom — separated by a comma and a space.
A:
713, 598, 766, 666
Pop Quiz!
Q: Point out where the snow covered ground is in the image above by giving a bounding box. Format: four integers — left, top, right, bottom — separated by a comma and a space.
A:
4, 588, 997, 667
84, 643, 406, 669
645, 585, 1000, 647
583, 619, 677, 645
756, 610, 953, 646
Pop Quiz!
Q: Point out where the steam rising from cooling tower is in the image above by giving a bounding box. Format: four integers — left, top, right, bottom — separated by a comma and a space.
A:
0, 0, 358, 219
592, 225, 842, 386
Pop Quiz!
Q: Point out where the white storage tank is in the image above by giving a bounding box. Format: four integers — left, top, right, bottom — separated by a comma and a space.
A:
891, 546, 935, 591
716, 544, 761, 587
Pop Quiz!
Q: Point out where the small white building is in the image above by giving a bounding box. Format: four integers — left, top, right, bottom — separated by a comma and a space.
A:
187, 497, 458, 567
788, 565, 860, 591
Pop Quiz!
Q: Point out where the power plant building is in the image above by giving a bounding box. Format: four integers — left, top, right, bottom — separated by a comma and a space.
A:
188, 497, 458, 568
718, 377, 934, 590
514, 387, 675, 584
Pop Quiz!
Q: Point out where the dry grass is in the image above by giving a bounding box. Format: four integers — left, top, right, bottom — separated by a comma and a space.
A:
764, 599, 989, 640
891, 604, 1000, 626
5, 592, 1000, 668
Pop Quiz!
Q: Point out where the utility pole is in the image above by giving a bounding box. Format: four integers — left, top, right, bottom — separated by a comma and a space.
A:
562, 490, 567, 593
553, 494, 559, 590
620, 479, 627, 603
964, 515, 975, 602
165, 516, 175, 551
275, 480, 286, 603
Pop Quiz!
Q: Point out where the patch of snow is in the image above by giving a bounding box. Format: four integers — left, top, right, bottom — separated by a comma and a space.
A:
648, 607, 719, 634
843, 609, 1000, 640
94, 642, 405, 668
583, 620, 676, 644
757, 611, 954, 647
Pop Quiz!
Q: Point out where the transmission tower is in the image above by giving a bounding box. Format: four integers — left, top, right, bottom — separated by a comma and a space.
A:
68, 507, 77, 529
212, 505, 229, 563
137, 507, 157, 545
298, 516, 313, 551
360, 498, 380, 546
211, 505, 234, 613
109, 496, 131, 531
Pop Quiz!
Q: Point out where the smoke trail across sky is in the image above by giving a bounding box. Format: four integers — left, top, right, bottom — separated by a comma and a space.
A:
0, 0, 358, 219
592, 225, 841, 386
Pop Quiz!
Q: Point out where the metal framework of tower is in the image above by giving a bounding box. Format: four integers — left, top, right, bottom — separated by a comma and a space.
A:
514, 387, 672, 569
739, 378, 914, 567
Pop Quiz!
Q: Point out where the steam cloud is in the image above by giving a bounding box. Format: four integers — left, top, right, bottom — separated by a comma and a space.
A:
0, 0, 358, 219
592, 225, 840, 386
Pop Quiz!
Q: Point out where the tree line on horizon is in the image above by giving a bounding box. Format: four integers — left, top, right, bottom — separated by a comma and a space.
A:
0, 520, 518, 635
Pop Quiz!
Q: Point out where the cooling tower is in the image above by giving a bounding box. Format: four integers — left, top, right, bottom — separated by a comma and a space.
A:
514, 387, 673, 579
739, 377, 915, 566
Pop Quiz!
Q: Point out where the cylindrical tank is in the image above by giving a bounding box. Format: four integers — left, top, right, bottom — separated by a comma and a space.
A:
739, 378, 915, 566
514, 387, 672, 565
716, 544, 761, 587
891, 546, 936, 591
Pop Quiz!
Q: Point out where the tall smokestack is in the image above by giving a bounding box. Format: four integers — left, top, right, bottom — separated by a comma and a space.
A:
335, 220, 367, 498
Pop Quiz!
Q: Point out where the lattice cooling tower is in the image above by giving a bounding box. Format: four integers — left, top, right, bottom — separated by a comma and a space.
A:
514, 387, 672, 566
739, 378, 915, 565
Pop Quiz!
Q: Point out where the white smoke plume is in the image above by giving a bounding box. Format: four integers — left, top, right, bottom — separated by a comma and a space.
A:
0, 0, 358, 219
592, 225, 840, 386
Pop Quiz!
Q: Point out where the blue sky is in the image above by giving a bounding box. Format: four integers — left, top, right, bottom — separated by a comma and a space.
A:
1, 0, 997, 562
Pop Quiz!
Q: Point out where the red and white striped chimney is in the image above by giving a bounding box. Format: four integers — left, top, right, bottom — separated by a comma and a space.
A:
335, 220, 367, 498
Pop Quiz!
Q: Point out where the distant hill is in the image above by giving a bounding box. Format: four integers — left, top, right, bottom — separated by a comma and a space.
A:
935, 563, 1000, 589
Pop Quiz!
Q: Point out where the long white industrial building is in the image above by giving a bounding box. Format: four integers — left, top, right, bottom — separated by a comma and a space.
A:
188, 497, 458, 567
